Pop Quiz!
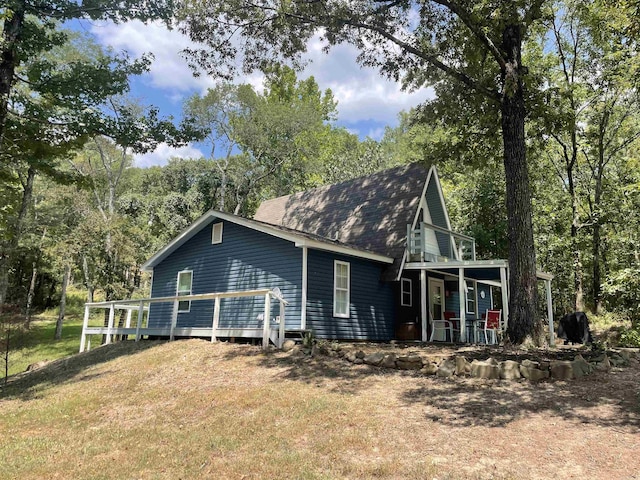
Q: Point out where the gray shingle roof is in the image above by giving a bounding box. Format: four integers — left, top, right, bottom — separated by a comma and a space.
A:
254, 162, 429, 278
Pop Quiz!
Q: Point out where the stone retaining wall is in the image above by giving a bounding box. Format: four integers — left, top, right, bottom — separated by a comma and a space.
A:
282, 340, 640, 381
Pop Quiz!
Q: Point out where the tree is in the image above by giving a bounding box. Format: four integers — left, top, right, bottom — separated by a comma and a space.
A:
179, 0, 548, 343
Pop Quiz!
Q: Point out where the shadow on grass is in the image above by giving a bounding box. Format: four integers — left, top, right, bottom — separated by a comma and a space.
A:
1, 340, 165, 401
221, 343, 640, 432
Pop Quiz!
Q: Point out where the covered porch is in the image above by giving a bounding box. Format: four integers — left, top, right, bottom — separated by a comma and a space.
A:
404, 259, 555, 346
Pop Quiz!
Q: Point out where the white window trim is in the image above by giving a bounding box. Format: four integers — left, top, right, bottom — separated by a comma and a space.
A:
211, 222, 223, 244
333, 260, 350, 318
176, 270, 193, 313
465, 280, 476, 315
401, 278, 413, 307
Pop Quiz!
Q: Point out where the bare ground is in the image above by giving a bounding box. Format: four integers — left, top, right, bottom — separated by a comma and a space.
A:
1, 339, 639, 480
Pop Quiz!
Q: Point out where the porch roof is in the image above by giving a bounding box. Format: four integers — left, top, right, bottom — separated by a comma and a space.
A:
404, 259, 553, 283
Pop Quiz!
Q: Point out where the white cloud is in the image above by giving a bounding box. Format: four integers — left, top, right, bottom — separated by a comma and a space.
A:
134, 143, 204, 168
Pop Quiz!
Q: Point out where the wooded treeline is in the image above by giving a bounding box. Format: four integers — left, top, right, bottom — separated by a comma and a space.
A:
1, 0, 639, 344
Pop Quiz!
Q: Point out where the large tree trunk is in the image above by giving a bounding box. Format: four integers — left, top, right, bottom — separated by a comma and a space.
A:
501, 24, 540, 345
0, 165, 36, 307
55, 263, 71, 340
0, 1, 25, 145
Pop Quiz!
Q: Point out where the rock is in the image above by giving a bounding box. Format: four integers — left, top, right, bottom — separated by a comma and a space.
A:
454, 356, 470, 376
609, 354, 626, 367
396, 355, 423, 370
521, 359, 540, 369
318, 343, 331, 355
355, 350, 366, 359
26, 360, 49, 372
519, 364, 549, 381
595, 355, 611, 372
437, 359, 456, 377
572, 354, 592, 378
539, 361, 551, 371
486, 357, 499, 366
281, 339, 296, 352
345, 351, 357, 362
364, 352, 385, 366
353, 358, 364, 365
617, 349, 635, 362
470, 360, 500, 379
421, 362, 438, 375
500, 360, 522, 380
550, 360, 574, 380
381, 354, 397, 369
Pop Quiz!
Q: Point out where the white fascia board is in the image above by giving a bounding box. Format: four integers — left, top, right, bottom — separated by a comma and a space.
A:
142, 209, 394, 270
404, 259, 509, 270
294, 239, 394, 264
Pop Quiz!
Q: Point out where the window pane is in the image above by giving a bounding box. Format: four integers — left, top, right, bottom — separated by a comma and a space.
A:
335, 290, 348, 315
178, 272, 192, 292
178, 300, 190, 311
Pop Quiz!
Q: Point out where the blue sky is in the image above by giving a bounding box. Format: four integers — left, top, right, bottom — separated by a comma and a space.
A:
81, 20, 435, 167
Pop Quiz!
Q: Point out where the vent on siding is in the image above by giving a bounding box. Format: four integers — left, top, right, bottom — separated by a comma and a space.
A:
212, 222, 223, 244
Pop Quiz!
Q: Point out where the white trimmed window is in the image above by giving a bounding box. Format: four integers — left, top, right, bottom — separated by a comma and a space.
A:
333, 261, 350, 318
401, 278, 412, 307
211, 222, 223, 244
177, 270, 193, 313
465, 281, 476, 315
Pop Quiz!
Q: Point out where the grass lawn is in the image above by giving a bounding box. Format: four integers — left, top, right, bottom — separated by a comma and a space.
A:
1, 340, 639, 479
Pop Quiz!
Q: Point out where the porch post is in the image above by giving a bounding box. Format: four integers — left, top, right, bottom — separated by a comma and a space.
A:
500, 267, 509, 329
79, 304, 90, 353
135, 300, 144, 342
278, 300, 286, 349
211, 296, 221, 343
170, 299, 178, 341
301, 246, 308, 330
545, 279, 555, 346
262, 293, 271, 349
125, 308, 133, 328
420, 270, 428, 342
458, 268, 466, 342
106, 303, 115, 345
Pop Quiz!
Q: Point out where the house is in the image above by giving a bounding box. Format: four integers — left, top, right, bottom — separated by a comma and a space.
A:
79, 163, 555, 351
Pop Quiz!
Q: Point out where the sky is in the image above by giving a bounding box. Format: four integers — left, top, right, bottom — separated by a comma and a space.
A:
80, 20, 435, 167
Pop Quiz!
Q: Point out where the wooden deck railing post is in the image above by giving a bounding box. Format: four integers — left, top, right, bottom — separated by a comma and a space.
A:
106, 304, 115, 345
211, 296, 221, 342
135, 300, 144, 342
79, 304, 90, 353
125, 308, 133, 328
278, 300, 286, 349
262, 293, 271, 349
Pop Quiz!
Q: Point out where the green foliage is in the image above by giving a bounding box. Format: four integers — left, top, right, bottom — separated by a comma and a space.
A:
602, 268, 640, 322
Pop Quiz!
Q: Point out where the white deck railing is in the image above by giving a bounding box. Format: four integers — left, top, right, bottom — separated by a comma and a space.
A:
79, 288, 289, 352
407, 222, 476, 261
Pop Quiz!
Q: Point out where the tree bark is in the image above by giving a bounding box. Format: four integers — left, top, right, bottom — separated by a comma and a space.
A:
501, 24, 540, 345
55, 263, 71, 340
0, 1, 25, 145
0, 165, 36, 307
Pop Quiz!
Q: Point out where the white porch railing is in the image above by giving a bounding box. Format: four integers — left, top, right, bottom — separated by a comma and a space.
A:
79, 288, 289, 353
407, 222, 476, 262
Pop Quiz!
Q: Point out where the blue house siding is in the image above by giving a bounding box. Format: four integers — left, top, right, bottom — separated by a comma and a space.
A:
478, 284, 492, 315
306, 250, 395, 341
149, 219, 303, 331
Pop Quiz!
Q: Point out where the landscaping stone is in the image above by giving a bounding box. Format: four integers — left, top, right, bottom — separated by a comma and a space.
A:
345, 351, 357, 362
437, 359, 455, 377
355, 350, 366, 359
519, 364, 549, 381
396, 355, 423, 370
521, 359, 540, 369
281, 340, 296, 352
572, 354, 593, 378
26, 360, 49, 372
610, 354, 626, 367
421, 362, 438, 375
594, 354, 611, 372
470, 359, 500, 379
381, 354, 397, 369
500, 360, 522, 380
550, 360, 574, 380
454, 356, 470, 376
364, 352, 385, 366
353, 358, 364, 365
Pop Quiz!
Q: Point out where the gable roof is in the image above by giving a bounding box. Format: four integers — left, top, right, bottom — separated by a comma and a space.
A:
142, 210, 394, 271
254, 162, 432, 277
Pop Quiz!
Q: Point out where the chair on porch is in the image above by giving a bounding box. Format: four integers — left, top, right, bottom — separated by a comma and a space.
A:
429, 311, 458, 342
476, 309, 502, 344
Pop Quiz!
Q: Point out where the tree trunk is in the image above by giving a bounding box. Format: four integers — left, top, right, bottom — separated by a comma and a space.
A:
568, 173, 584, 312
501, 24, 540, 345
55, 263, 71, 340
25, 262, 38, 328
0, 165, 36, 307
81, 254, 94, 303
0, 1, 25, 145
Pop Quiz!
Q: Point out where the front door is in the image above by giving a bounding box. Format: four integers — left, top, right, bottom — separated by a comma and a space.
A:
428, 277, 445, 328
